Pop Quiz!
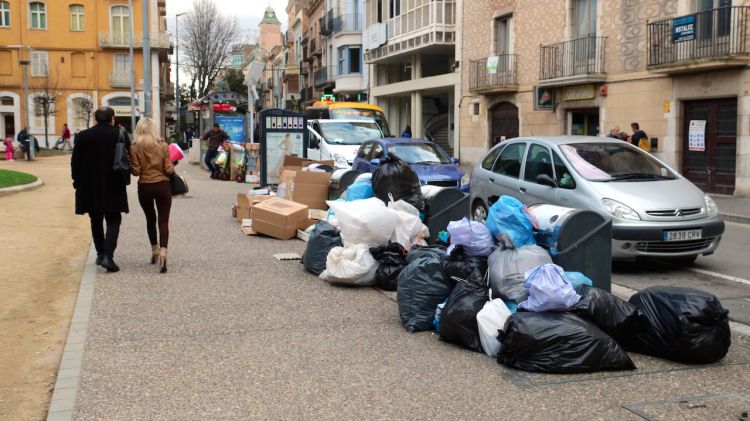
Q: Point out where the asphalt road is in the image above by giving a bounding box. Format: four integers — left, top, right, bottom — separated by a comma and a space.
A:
612, 221, 750, 326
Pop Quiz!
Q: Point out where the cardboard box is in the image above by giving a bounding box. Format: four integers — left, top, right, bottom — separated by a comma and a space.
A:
280, 156, 335, 174
251, 198, 310, 240
236, 194, 273, 222
290, 171, 331, 211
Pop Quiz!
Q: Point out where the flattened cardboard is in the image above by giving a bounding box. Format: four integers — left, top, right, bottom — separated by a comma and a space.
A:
290, 171, 331, 210
251, 198, 309, 240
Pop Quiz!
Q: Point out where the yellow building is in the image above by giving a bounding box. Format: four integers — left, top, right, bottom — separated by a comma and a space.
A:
0, 0, 172, 145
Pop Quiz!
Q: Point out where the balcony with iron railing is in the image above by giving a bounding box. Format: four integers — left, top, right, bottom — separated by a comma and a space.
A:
647, 6, 750, 73
320, 10, 334, 37
333, 14, 361, 34
539, 35, 607, 86
469, 55, 518, 93
109, 72, 131, 88
311, 38, 322, 57
314, 66, 333, 88
99, 32, 173, 50
365, 0, 456, 63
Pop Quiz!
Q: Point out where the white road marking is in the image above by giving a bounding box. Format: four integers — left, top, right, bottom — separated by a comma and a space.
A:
687, 267, 750, 288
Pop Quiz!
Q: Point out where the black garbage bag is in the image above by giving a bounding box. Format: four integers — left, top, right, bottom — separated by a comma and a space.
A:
302, 221, 342, 276
443, 245, 488, 283
371, 155, 425, 212
570, 284, 648, 347
628, 286, 731, 364
397, 251, 453, 333
407, 244, 447, 263
487, 242, 552, 303
370, 242, 408, 291
497, 312, 636, 373
440, 279, 489, 352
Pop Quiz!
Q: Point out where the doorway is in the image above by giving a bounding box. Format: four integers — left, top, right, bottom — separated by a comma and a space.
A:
2, 113, 14, 137
683, 98, 737, 194
490, 102, 519, 146
568, 109, 599, 136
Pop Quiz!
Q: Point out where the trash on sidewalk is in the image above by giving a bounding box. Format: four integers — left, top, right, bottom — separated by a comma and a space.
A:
274, 253, 302, 261
485, 195, 537, 248
251, 198, 311, 240
476, 298, 512, 357
388, 199, 429, 248
235, 193, 274, 222
241, 219, 257, 236
327, 198, 398, 247
397, 247, 452, 333
498, 312, 636, 374
570, 284, 647, 347
487, 237, 552, 303
372, 155, 425, 212
440, 277, 488, 352
303, 221, 343, 276
518, 264, 581, 312
446, 218, 495, 256
370, 242, 407, 291
319, 244, 378, 286
442, 245, 487, 285
628, 286, 731, 364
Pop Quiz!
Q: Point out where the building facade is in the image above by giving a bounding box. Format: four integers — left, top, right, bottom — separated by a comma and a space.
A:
364, 0, 462, 156
0, 0, 172, 143
461, 0, 750, 197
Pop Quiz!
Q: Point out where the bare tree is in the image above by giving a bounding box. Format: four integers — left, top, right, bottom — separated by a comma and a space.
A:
181, 0, 239, 99
31, 67, 61, 148
75, 97, 95, 129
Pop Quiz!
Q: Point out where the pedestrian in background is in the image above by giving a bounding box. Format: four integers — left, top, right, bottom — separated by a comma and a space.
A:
630, 122, 651, 152
16, 127, 30, 160
61, 123, 72, 151
71, 107, 129, 273
3, 136, 15, 161
201, 123, 229, 178
130, 117, 175, 273
401, 125, 412, 138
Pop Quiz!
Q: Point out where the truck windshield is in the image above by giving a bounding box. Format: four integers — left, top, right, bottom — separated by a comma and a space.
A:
330, 108, 391, 137
560, 142, 677, 182
319, 121, 383, 145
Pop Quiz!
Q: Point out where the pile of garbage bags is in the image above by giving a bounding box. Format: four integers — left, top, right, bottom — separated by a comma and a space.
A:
303, 185, 733, 374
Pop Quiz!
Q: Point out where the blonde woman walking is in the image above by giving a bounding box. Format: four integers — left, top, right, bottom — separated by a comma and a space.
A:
130, 118, 175, 273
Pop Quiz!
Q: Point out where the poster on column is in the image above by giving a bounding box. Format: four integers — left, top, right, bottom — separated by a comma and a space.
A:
688, 120, 706, 152
266, 132, 304, 184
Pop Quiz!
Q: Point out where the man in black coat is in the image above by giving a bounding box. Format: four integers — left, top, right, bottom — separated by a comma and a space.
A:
71, 107, 129, 272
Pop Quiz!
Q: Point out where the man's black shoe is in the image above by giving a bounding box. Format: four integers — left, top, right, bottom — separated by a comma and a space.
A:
100, 255, 120, 273
96, 254, 104, 265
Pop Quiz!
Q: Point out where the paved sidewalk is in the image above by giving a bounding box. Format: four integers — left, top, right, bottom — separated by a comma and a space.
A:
67, 162, 750, 419
712, 194, 750, 224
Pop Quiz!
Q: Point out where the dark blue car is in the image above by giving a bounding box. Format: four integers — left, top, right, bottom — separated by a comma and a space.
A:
352, 138, 466, 188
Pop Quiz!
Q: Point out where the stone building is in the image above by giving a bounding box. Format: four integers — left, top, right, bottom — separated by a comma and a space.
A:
461, 0, 750, 197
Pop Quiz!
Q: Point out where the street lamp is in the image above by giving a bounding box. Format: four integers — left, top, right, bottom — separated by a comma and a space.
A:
19, 59, 33, 160
175, 12, 186, 143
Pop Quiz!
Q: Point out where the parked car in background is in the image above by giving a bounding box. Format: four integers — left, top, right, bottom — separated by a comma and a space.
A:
470, 136, 724, 262
353, 138, 465, 188
307, 119, 385, 168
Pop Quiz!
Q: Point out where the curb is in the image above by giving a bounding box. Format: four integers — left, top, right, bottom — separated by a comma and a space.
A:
46, 244, 97, 421
720, 212, 750, 225
0, 178, 43, 197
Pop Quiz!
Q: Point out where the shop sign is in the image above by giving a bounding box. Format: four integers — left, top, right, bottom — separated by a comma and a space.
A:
212, 103, 236, 112
688, 120, 706, 152
672, 15, 696, 43
534, 86, 554, 110
486, 56, 499, 74
561, 85, 596, 101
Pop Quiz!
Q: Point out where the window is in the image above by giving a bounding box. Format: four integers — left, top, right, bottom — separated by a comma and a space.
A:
0, 1, 10, 28
337, 46, 362, 76
113, 53, 131, 76
29, 2, 46, 29
338, 47, 345, 76
71, 53, 85, 78
369, 143, 384, 160
552, 151, 576, 189
492, 142, 526, 178
481, 145, 503, 170
357, 142, 373, 159
71, 97, 90, 129
494, 16, 511, 55
573, 0, 596, 37
70, 5, 84, 31
30, 51, 48, 77
111, 5, 131, 45
0, 96, 13, 106
30, 93, 53, 130
349, 47, 361, 73
524, 144, 554, 183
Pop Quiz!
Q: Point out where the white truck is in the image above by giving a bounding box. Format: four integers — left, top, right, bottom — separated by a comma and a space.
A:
306, 119, 385, 169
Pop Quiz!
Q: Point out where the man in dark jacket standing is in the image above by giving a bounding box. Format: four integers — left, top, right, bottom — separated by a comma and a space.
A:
71, 107, 129, 272
201, 123, 229, 178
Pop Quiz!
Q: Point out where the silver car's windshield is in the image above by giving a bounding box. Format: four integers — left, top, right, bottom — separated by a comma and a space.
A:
319, 121, 382, 145
560, 143, 677, 182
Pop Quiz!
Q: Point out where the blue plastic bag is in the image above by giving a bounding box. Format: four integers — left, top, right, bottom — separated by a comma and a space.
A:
565, 272, 593, 290
447, 218, 495, 257
433, 299, 448, 332
485, 196, 537, 248
345, 182, 374, 201
519, 264, 581, 312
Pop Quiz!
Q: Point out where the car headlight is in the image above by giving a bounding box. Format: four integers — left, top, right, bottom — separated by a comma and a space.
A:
460, 173, 470, 186
602, 198, 641, 221
705, 194, 719, 217
331, 153, 349, 169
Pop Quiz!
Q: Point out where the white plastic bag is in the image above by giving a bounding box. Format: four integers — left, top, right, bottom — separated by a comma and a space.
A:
447, 218, 495, 256
319, 244, 378, 286
477, 298, 512, 357
326, 198, 398, 247
518, 263, 581, 312
388, 199, 428, 248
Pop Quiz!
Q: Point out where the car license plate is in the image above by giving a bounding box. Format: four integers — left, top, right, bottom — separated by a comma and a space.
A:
663, 229, 702, 242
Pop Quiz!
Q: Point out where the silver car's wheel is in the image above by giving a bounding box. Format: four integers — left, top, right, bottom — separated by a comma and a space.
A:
472, 201, 488, 222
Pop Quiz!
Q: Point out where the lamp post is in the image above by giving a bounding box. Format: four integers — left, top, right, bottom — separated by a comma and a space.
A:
175, 12, 186, 143
19, 59, 33, 160
142, 0, 152, 118
128, 0, 136, 131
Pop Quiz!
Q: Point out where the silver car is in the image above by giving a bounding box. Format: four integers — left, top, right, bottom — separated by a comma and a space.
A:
470, 136, 724, 262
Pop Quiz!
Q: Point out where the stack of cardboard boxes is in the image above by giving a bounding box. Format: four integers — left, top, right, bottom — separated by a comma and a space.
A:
233, 156, 336, 241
